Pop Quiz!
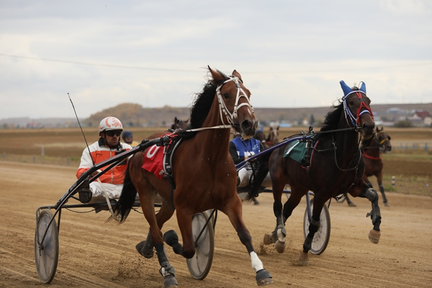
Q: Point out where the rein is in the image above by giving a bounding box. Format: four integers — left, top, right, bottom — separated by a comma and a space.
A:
183, 124, 232, 133
332, 134, 363, 172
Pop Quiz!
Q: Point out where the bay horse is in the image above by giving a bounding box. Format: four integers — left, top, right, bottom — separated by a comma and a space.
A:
343, 127, 392, 206
115, 67, 273, 287
250, 80, 382, 265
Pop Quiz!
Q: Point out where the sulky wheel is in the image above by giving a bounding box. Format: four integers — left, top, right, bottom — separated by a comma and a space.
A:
186, 211, 215, 280
303, 199, 331, 255
34, 209, 59, 284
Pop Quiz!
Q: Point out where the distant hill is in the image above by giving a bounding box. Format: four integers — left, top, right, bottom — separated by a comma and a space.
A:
84, 103, 190, 128
2, 102, 432, 128
83, 102, 432, 128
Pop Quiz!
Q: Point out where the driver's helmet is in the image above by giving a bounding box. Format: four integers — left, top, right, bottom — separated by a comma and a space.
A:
122, 130, 133, 140
98, 117, 123, 134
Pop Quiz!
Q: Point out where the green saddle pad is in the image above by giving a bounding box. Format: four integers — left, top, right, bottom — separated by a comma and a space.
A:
284, 140, 307, 164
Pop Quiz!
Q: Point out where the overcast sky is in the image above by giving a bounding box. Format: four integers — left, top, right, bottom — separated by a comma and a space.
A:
1, 0, 431, 119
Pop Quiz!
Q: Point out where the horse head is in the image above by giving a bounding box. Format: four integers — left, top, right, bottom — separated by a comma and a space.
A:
340, 80, 375, 138
171, 117, 189, 130
254, 130, 269, 148
376, 127, 392, 153
210, 66, 257, 137
267, 124, 280, 146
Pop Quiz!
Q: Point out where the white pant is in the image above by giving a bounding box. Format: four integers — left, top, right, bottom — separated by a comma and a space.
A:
90, 182, 124, 199
238, 165, 272, 188
88, 182, 140, 203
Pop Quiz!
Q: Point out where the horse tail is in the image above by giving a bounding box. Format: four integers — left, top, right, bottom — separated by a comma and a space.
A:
116, 164, 136, 223
248, 151, 272, 201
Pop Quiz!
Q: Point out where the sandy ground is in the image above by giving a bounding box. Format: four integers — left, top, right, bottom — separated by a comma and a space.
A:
0, 161, 431, 288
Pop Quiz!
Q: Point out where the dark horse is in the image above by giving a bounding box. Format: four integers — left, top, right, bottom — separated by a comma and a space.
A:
115, 67, 272, 287
170, 116, 189, 131
343, 127, 392, 206
250, 80, 382, 265
254, 130, 269, 149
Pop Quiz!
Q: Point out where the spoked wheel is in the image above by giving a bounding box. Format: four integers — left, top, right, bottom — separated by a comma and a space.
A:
34, 209, 59, 284
186, 211, 215, 280
303, 199, 331, 255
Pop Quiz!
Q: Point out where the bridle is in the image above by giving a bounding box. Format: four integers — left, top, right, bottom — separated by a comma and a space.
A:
183, 75, 254, 133
216, 76, 254, 127
363, 131, 391, 151
342, 91, 374, 132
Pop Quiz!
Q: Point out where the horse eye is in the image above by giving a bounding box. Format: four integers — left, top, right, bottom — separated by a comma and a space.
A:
223, 93, 229, 99
349, 101, 354, 105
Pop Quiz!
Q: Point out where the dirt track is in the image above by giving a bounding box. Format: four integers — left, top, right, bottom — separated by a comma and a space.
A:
1, 161, 431, 288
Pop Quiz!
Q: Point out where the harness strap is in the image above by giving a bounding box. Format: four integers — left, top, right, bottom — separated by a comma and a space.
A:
362, 151, 381, 160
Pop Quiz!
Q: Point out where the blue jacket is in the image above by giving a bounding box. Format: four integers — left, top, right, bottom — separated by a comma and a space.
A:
229, 137, 261, 164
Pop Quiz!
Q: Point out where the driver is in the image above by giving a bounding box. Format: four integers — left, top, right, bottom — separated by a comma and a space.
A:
229, 132, 271, 205
76, 116, 132, 203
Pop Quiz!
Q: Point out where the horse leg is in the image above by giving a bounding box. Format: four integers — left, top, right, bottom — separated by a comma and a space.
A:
223, 198, 273, 286
299, 196, 325, 266
263, 187, 284, 250
376, 171, 389, 206
140, 191, 178, 287
273, 188, 304, 254
163, 209, 195, 258
137, 197, 175, 258
344, 192, 357, 207
154, 242, 178, 288
359, 186, 382, 244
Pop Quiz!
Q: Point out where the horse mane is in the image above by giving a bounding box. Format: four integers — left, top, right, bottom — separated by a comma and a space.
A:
316, 100, 344, 141
176, 70, 227, 139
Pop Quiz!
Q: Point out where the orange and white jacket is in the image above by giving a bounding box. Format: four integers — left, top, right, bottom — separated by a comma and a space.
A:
76, 138, 132, 184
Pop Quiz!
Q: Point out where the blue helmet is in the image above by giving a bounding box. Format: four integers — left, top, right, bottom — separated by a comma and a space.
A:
122, 130, 133, 140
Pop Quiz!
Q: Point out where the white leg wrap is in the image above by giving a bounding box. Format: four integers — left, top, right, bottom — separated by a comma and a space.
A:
250, 251, 264, 272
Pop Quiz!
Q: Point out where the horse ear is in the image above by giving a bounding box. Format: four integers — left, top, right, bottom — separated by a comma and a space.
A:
232, 70, 242, 80
208, 66, 225, 85
340, 80, 352, 97
359, 81, 366, 94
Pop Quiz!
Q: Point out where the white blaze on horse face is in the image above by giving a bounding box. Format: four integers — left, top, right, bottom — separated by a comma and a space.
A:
250, 251, 264, 272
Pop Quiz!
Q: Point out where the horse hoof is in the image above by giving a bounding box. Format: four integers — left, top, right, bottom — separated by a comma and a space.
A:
275, 240, 285, 253
298, 251, 309, 266
263, 233, 274, 245
384, 202, 390, 207
368, 229, 381, 244
164, 230, 179, 246
163, 275, 178, 288
256, 269, 273, 286
136, 240, 153, 258
348, 202, 357, 207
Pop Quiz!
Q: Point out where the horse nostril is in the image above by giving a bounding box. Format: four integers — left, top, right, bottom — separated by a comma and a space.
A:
241, 120, 254, 135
